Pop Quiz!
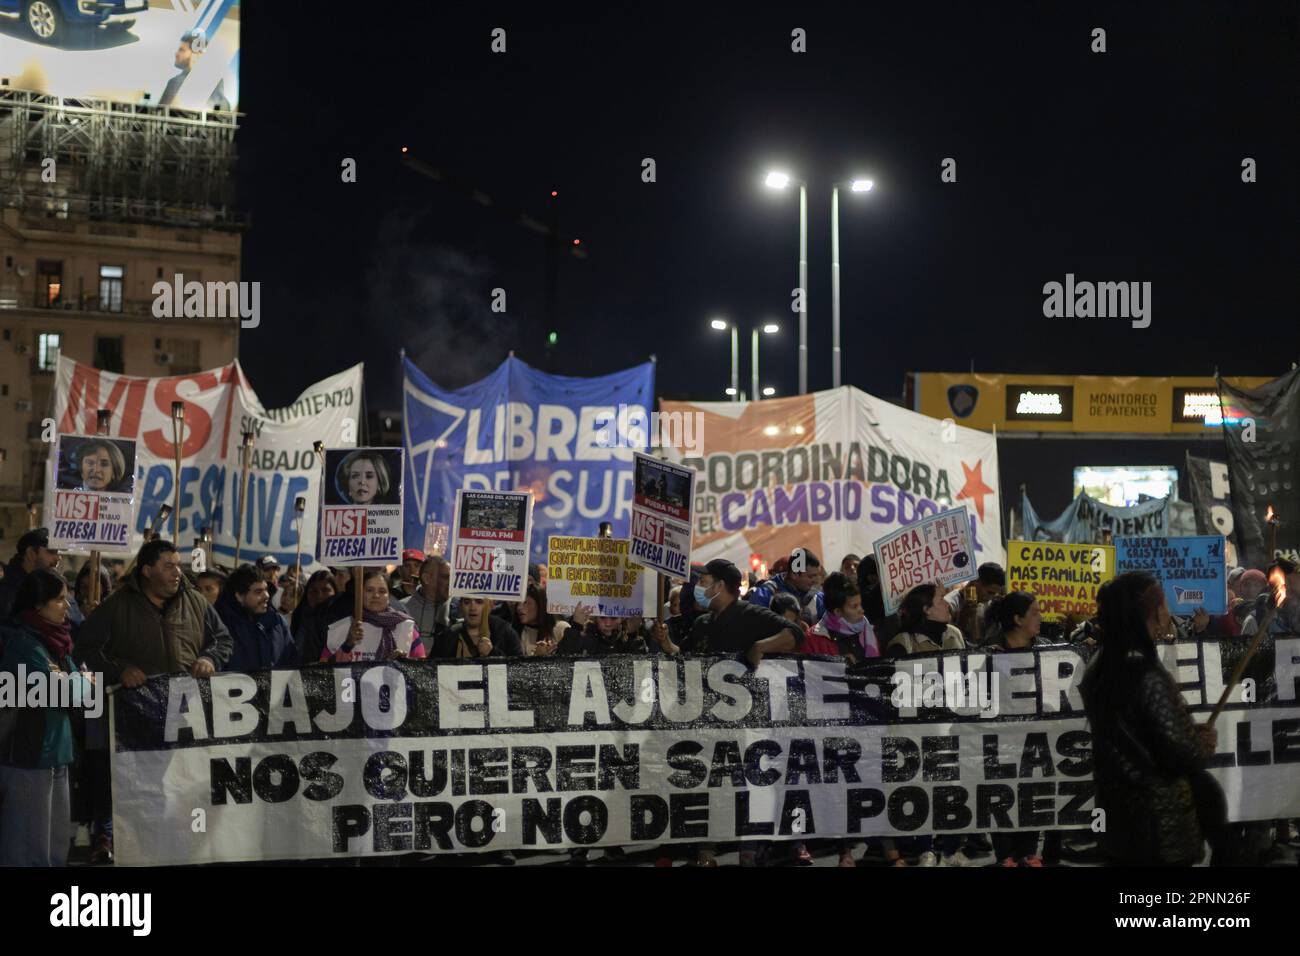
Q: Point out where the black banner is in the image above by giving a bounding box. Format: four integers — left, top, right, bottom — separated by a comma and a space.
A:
1218, 367, 1300, 569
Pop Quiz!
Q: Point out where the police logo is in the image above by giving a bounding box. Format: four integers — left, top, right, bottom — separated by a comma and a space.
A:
947, 384, 979, 419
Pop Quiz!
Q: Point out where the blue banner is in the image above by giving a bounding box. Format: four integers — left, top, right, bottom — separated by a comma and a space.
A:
1115, 535, 1227, 615
402, 356, 656, 564
1022, 490, 1169, 544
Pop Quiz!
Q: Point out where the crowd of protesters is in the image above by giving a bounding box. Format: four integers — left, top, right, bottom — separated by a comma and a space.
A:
0, 524, 1296, 868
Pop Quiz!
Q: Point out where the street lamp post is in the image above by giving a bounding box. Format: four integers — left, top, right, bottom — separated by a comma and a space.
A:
711, 318, 739, 401
767, 170, 873, 393
798, 182, 807, 395
831, 178, 873, 390
731, 323, 739, 401
765, 172, 808, 395
831, 184, 840, 389
752, 322, 779, 399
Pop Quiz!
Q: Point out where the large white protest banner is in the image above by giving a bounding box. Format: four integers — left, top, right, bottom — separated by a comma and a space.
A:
660, 385, 1002, 572
50, 358, 362, 564
110, 636, 1300, 864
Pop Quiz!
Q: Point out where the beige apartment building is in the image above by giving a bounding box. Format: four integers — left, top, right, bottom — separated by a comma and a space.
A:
0, 89, 243, 550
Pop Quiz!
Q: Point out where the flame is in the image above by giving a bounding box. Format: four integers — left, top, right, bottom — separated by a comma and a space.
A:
1265, 505, 1277, 524
1270, 567, 1287, 608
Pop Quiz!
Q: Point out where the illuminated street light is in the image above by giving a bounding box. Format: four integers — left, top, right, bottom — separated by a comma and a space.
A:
763, 169, 807, 394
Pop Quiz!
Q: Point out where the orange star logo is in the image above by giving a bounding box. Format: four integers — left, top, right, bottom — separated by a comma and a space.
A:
956, 459, 994, 522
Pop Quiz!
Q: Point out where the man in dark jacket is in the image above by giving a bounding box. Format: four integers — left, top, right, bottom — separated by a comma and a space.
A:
432, 597, 522, 658
217, 564, 299, 673
653, 558, 799, 668
72, 538, 232, 866
0, 527, 61, 623
76, 538, 233, 688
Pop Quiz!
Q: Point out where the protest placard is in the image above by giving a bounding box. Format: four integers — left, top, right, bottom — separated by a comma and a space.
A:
873, 506, 977, 614
629, 452, 694, 579
449, 489, 533, 601
48, 435, 139, 553
319, 448, 404, 565
1006, 539, 1115, 622
1115, 535, 1227, 615
547, 535, 656, 617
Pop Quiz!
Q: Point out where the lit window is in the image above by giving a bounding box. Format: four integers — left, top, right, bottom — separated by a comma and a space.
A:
37, 332, 61, 371
99, 265, 124, 313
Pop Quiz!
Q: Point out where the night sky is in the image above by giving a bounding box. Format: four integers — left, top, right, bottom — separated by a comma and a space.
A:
235, 2, 1299, 515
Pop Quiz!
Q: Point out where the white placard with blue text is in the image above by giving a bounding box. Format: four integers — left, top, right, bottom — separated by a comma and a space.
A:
319, 448, 405, 566
48, 434, 139, 554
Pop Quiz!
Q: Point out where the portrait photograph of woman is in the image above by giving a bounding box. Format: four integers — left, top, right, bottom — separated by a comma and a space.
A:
55, 437, 137, 496
324, 448, 403, 506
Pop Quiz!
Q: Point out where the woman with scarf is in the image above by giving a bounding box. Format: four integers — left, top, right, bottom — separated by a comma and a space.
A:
794, 572, 878, 866
803, 572, 879, 663
321, 570, 423, 662
0, 568, 97, 866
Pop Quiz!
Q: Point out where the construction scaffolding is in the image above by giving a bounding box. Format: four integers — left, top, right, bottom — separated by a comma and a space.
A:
0, 88, 245, 229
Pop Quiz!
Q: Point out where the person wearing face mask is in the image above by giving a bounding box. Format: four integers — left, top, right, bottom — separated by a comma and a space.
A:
651, 559, 800, 669
649, 558, 801, 868
803, 572, 879, 663
1080, 571, 1223, 866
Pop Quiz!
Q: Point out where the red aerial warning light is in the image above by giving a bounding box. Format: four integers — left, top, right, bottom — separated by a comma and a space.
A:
572, 238, 581, 246
550, 190, 558, 197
